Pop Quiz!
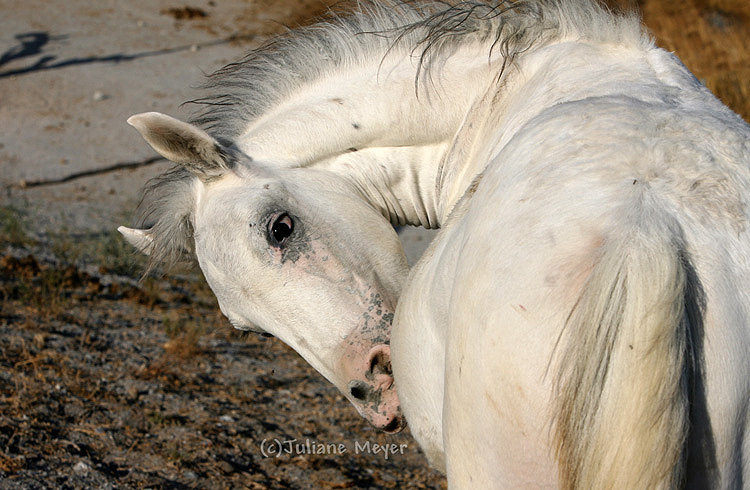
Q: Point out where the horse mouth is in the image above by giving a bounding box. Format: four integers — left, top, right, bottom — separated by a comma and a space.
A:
347, 377, 405, 433
381, 414, 407, 434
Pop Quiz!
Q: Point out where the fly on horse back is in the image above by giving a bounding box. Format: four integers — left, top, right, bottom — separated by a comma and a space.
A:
120, 0, 750, 488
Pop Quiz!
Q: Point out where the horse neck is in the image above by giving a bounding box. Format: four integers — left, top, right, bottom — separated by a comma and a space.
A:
315, 143, 449, 229
236, 38, 668, 229
480, 39, 679, 157
233, 48, 501, 227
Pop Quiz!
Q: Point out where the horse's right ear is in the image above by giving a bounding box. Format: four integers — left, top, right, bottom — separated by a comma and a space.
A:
127, 112, 229, 178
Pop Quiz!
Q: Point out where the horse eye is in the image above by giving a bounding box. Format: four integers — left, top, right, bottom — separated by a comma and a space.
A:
269, 213, 294, 247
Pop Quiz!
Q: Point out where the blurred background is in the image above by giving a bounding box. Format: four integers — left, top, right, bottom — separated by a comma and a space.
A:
610, 0, 748, 122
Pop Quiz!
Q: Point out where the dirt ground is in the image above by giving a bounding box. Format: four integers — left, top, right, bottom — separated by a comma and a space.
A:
0, 246, 446, 489
1, 0, 749, 489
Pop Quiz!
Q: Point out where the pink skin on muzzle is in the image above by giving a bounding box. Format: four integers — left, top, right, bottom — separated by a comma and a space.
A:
338, 292, 405, 433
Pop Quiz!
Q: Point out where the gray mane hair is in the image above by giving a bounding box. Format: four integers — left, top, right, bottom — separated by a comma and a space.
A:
188, 0, 646, 141
137, 0, 647, 273
136, 166, 198, 274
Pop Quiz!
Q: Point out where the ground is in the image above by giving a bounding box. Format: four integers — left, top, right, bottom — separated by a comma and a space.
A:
0, 243, 443, 489
0, 0, 748, 488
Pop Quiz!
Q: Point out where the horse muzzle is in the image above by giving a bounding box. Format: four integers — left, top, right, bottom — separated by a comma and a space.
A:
343, 344, 406, 433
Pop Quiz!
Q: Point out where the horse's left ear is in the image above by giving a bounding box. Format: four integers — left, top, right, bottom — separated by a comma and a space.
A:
127, 112, 229, 178
117, 226, 154, 256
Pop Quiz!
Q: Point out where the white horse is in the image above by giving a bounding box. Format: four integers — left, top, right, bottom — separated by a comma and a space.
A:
119, 0, 750, 488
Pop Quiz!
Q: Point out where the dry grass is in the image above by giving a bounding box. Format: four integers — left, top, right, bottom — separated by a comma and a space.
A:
161, 312, 210, 359
0, 206, 35, 248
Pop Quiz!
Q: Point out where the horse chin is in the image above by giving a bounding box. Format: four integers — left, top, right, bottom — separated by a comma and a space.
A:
355, 400, 407, 434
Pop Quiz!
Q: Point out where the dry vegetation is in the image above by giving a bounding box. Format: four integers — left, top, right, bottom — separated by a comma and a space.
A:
0, 214, 445, 489
1, 0, 748, 489
611, 0, 750, 121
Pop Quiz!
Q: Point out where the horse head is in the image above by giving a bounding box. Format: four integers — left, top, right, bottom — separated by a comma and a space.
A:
119, 112, 409, 432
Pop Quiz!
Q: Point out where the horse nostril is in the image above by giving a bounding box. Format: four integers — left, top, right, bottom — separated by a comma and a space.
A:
367, 345, 393, 376
348, 380, 369, 401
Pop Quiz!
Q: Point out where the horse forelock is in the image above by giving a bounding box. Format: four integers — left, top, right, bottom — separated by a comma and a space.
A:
187, 0, 647, 142
137, 166, 200, 275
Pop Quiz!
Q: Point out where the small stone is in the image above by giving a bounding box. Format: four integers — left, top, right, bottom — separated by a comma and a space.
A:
73, 460, 91, 474
93, 90, 108, 101
126, 384, 139, 400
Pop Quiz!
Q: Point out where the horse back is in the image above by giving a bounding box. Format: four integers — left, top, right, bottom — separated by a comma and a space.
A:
432, 94, 750, 487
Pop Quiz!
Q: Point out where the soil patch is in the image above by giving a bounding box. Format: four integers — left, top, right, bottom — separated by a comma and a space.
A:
0, 250, 446, 489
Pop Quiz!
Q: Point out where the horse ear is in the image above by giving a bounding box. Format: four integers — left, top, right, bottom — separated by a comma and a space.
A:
127, 112, 229, 178
117, 226, 154, 256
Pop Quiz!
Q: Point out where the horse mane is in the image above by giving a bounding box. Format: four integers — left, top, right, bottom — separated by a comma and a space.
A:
137, 0, 647, 272
136, 166, 197, 274
189, 0, 646, 141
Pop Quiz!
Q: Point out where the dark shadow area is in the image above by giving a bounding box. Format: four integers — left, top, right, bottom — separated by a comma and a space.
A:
14, 156, 165, 189
0, 32, 253, 78
682, 251, 719, 489
0, 32, 67, 68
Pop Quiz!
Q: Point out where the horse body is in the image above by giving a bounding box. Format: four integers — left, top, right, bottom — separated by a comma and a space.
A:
394, 36, 750, 487
120, 1, 750, 487
396, 92, 750, 487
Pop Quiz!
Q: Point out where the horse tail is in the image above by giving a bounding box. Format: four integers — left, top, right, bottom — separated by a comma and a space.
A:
554, 210, 692, 490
